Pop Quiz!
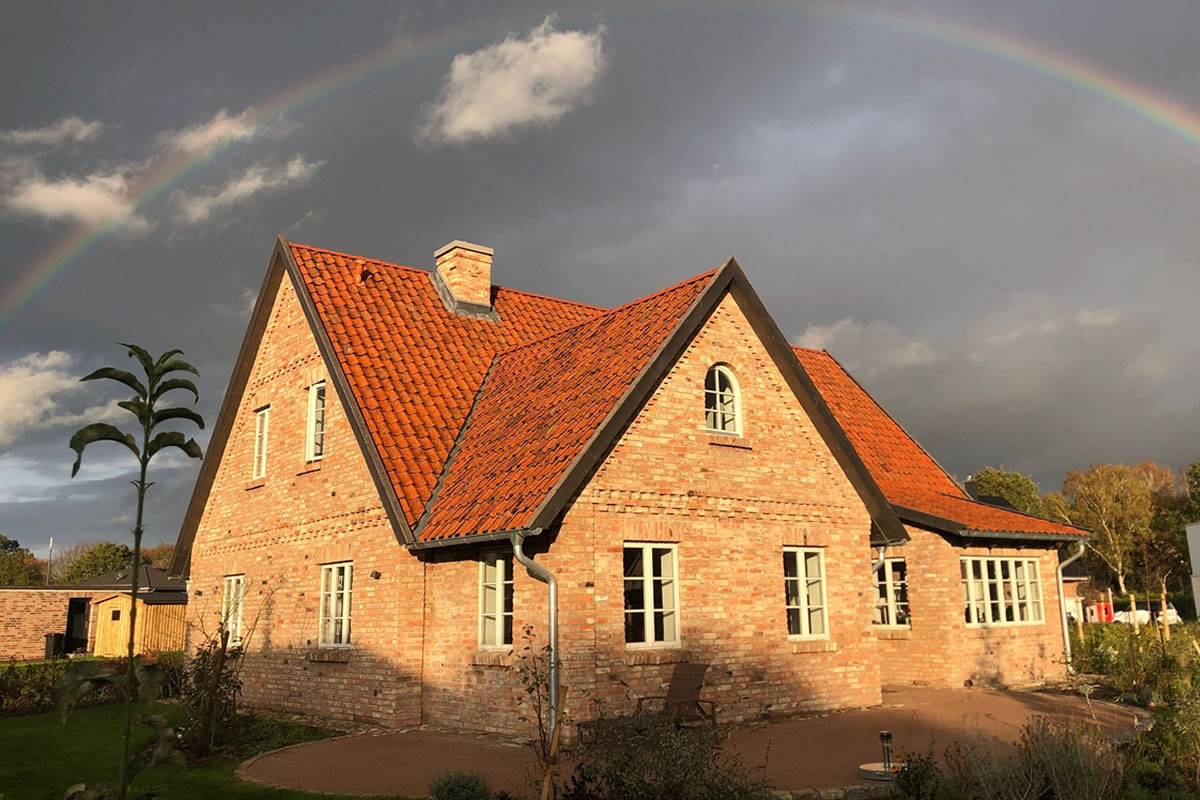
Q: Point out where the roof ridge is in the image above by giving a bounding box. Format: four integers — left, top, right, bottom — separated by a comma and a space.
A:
799, 347, 969, 500
495, 268, 720, 359
290, 241, 606, 312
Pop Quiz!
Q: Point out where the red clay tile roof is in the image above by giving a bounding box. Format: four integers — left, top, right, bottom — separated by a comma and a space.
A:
793, 347, 1085, 538
418, 270, 716, 540
289, 243, 604, 527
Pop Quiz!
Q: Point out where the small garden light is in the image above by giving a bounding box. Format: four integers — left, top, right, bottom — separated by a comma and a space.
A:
880, 730, 893, 772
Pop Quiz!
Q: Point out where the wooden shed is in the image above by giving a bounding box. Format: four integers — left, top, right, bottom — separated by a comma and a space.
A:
92, 592, 187, 657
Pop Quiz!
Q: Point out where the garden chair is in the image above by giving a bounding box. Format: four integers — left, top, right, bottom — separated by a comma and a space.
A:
636, 662, 717, 729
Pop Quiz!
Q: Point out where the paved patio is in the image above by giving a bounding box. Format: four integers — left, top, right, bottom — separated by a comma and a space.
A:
239, 686, 1143, 798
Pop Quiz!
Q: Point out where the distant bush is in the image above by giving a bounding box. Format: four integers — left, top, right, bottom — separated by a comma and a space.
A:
429, 771, 494, 800
0, 658, 122, 716
1070, 622, 1200, 704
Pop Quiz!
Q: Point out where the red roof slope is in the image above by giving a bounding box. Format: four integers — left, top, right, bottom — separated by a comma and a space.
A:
289, 243, 604, 526
419, 270, 716, 541
793, 347, 1085, 538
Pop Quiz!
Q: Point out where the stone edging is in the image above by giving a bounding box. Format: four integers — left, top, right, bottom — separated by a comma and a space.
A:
770, 784, 898, 799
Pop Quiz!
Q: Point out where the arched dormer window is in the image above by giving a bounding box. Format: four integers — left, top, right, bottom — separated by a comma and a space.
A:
704, 364, 740, 434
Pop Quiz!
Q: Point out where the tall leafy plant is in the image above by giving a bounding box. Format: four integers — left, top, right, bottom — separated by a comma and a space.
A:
68, 343, 204, 800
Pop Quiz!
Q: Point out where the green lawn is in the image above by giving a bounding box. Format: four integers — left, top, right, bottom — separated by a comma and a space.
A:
0, 702, 415, 800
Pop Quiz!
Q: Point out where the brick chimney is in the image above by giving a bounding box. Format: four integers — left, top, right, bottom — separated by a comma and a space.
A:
434, 240, 493, 314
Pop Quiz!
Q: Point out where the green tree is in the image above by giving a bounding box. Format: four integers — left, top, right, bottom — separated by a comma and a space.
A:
973, 466, 1044, 516
56, 541, 140, 585
0, 534, 43, 585
69, 343, 204, 800
140, 543, 175, 570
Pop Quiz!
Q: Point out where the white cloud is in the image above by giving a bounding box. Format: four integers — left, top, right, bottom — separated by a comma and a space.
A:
5, 168, 150, 232
419, 15, 607, 144
173, 155, 323, 223
0, 352, 125, 450
795, 317, 940, 374
160, 108, 257, 154
0, 117, 102, 148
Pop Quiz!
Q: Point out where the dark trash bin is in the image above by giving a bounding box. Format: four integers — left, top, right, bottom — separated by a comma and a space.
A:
44, 632, 65, 659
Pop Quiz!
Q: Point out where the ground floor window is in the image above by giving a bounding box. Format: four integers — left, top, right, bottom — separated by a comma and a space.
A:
961, 556, 1043, 626
222, 574, 245, 644
873, 558, 910, 627
784, 547, 828, 638
319, 562, 352, 647
624, 544, 679, 647
479, 552, 514, 647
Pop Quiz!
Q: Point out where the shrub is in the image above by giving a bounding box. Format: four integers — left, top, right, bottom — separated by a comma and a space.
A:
179, 639, 243, 757
0, 658, 122, 716
429, 771, 494, 800
562, 716, 770, 800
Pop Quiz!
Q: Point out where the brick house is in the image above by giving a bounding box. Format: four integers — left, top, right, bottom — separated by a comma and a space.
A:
170, 237, 1086, 733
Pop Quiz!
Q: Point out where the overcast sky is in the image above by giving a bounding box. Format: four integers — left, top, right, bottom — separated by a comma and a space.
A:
2, 0, 1198, 557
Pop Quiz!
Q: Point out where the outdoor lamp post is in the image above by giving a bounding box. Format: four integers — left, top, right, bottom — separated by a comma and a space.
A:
880, 730, 893, 772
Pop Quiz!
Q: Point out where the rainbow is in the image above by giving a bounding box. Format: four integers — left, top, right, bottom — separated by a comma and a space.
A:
4, 1, 1200, 330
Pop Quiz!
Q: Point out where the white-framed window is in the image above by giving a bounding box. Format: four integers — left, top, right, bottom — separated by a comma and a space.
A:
784, 547, 828, 638
319, 562, 352, 647
873, 559, 910, 627
624, 544, 680, 647
704, 364, 740, 434
478, 553, 514, 648
305, 381, 326, 462
252, 406, 269, 479
961, 557, 1044, 626
222, 574, 245, 645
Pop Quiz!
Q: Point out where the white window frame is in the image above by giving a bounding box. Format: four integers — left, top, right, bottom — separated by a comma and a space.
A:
319, 562, 353, 647
961, 556, 1044, 627
623, 543, 681, 649
252, 406, 269, 479
784, 546, 829, 639
305, 381, 326, 462
478, 552, 514, 649
704, 364, 741, 435
873, 558, 910, 628
222, 574, 245, 645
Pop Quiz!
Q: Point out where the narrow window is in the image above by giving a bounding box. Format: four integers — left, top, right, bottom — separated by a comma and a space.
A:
252, 407, 270, 479
479, 553, 514, 648
111, 609, 121, 621
319, 562, 352, 647
873, 558, 910, 627
306, 382, 326, 462
222, 574, 245, 645
624, 544, 679, 647
704, 365, 740, 434
784, 547, 828, 638
961, 557, 1043, 626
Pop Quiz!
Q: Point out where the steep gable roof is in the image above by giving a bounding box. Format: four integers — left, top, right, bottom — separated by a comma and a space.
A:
793, 347, 1086, 541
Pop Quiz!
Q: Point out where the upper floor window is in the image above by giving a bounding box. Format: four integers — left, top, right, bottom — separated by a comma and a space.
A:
252, 407, 270, 479
784, 547, 828, 638
306, 381, 326, 462
479, 553, 514, 648
222, 574, 245, 645
704, 365, 740, 434
961, 557, 1043, 627
873, 559, 910, 627
624, 544, 679, 647
319, 562, 352, 647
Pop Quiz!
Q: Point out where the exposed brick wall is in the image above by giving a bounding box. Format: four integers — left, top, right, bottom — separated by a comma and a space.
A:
873, 525, 1066, 687
0, 589, 104, 660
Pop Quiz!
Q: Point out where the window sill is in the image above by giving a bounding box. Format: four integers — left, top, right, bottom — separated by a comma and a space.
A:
307, 648, 351, 663
624, 648, 690, 666
471, 650, 513, 667
245, 478, 267, 491
296, 461, 323, 476
967, 622, 1046, 636
790, 639, 837, 654
874, 627, 912, 641
706, 433, 752, 450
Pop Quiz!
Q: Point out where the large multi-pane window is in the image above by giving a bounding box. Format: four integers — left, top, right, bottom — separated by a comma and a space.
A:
624, 544, 679, 647
704, 365, 740, 434
784, 547, 828, 638
252, 407, 269, 478
222, 574, 245, 645
319, 562, 352, 647
961, 557, 1043, 626
479, 553, 514, 648
306, 381, 326, 462
873, 558, 910, 627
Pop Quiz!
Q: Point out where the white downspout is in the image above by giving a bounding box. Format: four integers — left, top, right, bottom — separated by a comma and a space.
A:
871, 545, 888, 574
1057, 541, 1086, 671
511, 530, 558, 732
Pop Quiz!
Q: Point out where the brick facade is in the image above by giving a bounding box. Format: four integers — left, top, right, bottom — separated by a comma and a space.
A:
184, 270, 1069, 734
0, 589, 102, 660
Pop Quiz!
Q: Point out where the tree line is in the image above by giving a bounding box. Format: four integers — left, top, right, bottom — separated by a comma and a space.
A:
0, 535, 174, 586
973, 461, 1200, 597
